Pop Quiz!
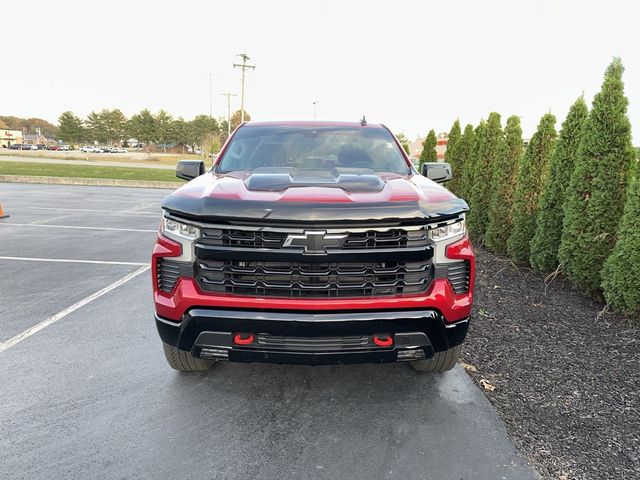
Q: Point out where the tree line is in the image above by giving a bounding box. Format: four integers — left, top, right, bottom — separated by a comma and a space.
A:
56, 109, 251, 153
433, 58, 639, 318
0, 116, 58, 137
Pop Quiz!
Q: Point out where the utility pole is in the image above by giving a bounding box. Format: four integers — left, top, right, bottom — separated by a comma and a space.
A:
221, 92, 237, 136
233, 53, 255, 123
312, 101, 319, 120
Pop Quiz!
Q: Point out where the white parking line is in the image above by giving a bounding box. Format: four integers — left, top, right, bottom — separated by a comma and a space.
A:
30, 214, 79, 224
84, 198, 161, 204
0, 256, 148, 266
0, 265, 150, 353
31, 207, 158, 216
0, 223, 156, 233
128, 202, 160, 212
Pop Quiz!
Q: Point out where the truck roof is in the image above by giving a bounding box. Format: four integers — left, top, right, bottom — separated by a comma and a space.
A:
242, 120, 385, 129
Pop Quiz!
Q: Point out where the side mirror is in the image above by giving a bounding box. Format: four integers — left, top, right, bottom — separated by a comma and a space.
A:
176, 160, 205, 181
420, 162, 452, 183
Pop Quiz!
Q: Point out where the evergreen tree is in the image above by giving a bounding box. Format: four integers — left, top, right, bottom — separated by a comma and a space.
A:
57, 111, 85, 144
506, 113, 557, 263
459, 121, 485, 203
484, 115, 523, 254
530, 97, 588, 271
172, 117, 191, 153
601, 161, 640, 316
190, 115, 219, 149
104, 109, 128, 145
468, 112, 502, 238
155, 110, 175, 152
85, 110, 107, 143
447, 124, 474, 195
128, 109, 157, 151
558, 58, 635, 294
445, 120, 461, 162
419, 129, 437, 165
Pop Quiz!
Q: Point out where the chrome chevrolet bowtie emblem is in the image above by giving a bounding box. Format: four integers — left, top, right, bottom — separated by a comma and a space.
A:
283, 231, 347, 254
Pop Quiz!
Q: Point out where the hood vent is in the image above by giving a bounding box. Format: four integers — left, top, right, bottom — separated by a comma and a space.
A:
244, 167, 386, 193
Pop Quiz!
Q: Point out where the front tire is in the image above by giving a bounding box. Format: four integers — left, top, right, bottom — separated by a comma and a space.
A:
409, 345, 461, 373
162, 342, 216, 372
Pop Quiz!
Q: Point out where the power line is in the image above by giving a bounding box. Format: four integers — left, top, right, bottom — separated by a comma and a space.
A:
221, 92, 237, 136
233, 53, 255, 123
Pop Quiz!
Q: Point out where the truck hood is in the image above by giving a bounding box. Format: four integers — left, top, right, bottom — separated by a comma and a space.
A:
162, 170, 468, 225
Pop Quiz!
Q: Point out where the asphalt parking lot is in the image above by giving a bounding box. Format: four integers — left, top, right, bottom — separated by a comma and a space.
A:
0, 183, 538, 480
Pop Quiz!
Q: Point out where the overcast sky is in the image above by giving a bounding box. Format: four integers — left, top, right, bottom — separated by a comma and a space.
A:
2, 0, 638, 142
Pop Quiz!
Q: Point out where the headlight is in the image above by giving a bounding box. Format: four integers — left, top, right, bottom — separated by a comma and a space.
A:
161, 216, 199, 240
429, 219, 465, 242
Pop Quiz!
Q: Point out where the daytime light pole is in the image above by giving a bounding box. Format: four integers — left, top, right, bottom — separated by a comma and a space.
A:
233, 53, 255, 123
221, 92, 237, 136
313, 101, 319, 120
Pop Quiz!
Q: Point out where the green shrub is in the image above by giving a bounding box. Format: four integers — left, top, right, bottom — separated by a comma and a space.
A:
445, 120, 461, 162
484, 115, 523, 254
601, 161, 640, 316
468, 112, 502, 238
419, 129, 438, 165
558, 58, 635, 294
447, 124, 474, 196
507, 113, 557, 263
459, 121, 485, 204
530, 97, 588, 272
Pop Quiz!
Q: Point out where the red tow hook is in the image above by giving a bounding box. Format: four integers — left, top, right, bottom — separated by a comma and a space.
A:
372, 334, 393, 347
233, 333, 255, 345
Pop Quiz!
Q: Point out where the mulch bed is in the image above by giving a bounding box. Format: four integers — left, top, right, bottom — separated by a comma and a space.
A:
461, 247, 640, 480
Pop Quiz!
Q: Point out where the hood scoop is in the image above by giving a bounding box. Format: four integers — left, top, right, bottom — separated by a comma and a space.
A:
244, 167, 386, 193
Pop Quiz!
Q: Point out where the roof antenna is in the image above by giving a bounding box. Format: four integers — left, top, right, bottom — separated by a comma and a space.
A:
360, 115, 367, 126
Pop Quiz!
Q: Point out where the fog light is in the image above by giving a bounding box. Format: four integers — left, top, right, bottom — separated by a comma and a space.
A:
372, 334, 393, 347
233, 333, 255, 345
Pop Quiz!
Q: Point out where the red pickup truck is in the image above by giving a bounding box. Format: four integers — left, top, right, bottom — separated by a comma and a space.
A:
152, 121, 474, 373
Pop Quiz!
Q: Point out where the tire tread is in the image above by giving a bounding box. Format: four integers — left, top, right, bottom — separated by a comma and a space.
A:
162, 342, 215, 372
409, 345, 462, 373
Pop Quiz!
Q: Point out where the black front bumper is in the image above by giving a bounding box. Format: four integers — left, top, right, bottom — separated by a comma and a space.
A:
156, 308, 469, 366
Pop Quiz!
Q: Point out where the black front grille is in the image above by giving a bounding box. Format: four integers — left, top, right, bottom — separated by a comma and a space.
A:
342, 229, 428, 249
201, 228, 287, 248
157, 259, 193, 292
195, 259, 433, 298
200, 227, 429, 250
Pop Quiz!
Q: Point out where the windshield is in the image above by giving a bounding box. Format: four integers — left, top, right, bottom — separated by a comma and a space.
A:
216, 125, 411, 175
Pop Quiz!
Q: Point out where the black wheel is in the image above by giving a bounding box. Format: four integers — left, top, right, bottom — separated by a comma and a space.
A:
162, 342, 216, 372
409, 345, 461, 373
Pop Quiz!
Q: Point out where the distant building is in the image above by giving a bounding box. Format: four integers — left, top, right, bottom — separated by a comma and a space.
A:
1, 129, 23, 147
410, 132, 449, 162
436, 132, 448, 161
149, 143, 190, 154
24, 133, 55, 145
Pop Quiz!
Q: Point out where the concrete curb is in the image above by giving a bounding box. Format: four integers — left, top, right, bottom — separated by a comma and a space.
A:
0, 175, 182, 189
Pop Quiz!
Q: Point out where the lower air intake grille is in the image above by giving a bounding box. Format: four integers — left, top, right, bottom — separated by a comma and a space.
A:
435, 261, 470, 294
255, 334, 373, 352
157, 259, 193, 292
195, 259, 433, 298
